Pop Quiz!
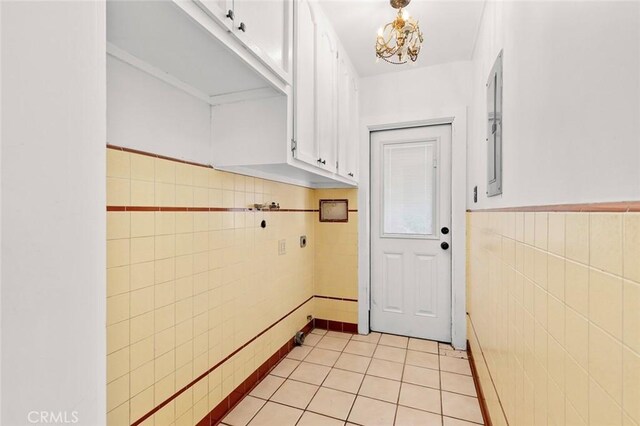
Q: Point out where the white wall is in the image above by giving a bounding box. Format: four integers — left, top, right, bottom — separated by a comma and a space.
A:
360, 60, 472, 121
469, 0, 640, 209
0, 2, 3, 421
107, 56, 212, 163
1, 2, 106, 425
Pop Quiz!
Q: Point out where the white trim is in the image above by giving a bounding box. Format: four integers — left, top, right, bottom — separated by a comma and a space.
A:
209, 87, 280, 105
0, 2, 3, 419
358, 107, 468, 350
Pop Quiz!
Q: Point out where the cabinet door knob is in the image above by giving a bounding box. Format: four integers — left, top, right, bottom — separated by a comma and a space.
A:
441, 242, 449, 250
348, 172, 354, 177
226, 9, 234, 20
321, 159, 326, 165
441, 227, 449, 234
317, 158, 322, 163
238, 22, 246, 32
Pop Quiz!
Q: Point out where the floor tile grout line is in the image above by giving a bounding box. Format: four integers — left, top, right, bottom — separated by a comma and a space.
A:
266, 338, 321, 425
296, 331, 355, 424
223, 331, 482, 426
340, 331, 362, 425
392, 339, 410, 425
344, 337, 372, 425
304, 330, 358, 424
229, 358, 293, 426
237, 335, 324, 425
438, 344, 445, 422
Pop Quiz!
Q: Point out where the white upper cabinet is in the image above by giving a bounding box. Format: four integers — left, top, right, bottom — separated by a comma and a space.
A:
292, 1, 342, 175
108, 0, 359, 188
232, 0, 292, 82
293, 0, 319, 167
193, 0, 233, 29
337, 47, 359, 181
315, 19, 338, 173
337, 50, 351, 179
196, 0, 292, 84
346, 73, 360, 180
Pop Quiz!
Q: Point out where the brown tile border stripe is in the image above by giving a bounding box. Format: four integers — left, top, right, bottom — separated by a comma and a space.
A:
467, 200, 640, 213
107, 206, 318, 213
130, 296, 315, 426
197, 320, 315, 426
108, 144, 214, 169
467, 340, 493, 426
314, 295, 358, 303
107, 206, 357, 213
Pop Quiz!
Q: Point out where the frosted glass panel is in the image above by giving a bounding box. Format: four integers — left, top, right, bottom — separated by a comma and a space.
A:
382, 141, 435, 236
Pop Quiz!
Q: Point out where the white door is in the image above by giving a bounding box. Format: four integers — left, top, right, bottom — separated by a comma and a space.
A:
370, 125, 452, 342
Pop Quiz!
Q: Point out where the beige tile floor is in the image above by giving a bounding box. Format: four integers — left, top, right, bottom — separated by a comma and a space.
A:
221, 329, 484, 426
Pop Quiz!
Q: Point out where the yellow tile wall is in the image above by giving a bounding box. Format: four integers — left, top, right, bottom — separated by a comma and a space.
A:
467, 211, 640, 426
313, 189, 359, 323
107, 149, 317, 425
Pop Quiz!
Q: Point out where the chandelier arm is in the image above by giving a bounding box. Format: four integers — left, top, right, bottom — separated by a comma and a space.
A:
375, 1, 422, 65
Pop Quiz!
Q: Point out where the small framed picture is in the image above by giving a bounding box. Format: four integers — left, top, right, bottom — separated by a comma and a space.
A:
319, 199, 349, 223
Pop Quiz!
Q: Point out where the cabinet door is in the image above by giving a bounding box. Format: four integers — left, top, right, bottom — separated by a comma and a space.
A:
292, 0, 319, 166
316, 22, 338, 173
233, 0, 292, 83
337, 51, 351, 179
194, 0, 233, 30
346, 74, 359, 181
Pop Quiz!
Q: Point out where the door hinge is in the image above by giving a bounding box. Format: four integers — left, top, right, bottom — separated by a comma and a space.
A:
291, 139, 297, 155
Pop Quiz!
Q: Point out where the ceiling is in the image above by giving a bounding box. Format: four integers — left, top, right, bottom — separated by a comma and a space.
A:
319, 0, 486, 77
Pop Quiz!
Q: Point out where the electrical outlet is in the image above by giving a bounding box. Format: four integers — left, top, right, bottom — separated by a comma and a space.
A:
278, 239, 286, 255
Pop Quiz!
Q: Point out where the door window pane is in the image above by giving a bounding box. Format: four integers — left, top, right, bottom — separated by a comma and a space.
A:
382, 141, 436, 236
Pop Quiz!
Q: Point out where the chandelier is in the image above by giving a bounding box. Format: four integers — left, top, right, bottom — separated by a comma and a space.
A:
375, 0, 424, 64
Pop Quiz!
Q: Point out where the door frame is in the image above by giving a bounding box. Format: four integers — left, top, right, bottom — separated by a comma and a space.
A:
358, 108, 467, 349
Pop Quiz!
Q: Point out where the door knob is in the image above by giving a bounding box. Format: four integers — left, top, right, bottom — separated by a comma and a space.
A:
226, 9, 234, 20
441, 227, 449, 235
441, 242, 449, 250
238, 22, 246, 32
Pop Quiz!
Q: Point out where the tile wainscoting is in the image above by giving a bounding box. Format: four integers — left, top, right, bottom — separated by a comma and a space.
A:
106, 146, 359, 425
466, 206, 640, 426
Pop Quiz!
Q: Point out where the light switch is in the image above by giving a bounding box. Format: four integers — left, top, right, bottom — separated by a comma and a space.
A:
278, 239, 286, 255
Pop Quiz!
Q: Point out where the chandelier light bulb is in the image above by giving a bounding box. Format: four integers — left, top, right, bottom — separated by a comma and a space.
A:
377, 27, 384, 37
401, 9, 410, 20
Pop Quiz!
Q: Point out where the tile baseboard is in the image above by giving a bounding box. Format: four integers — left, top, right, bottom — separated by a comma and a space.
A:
197, 320, 315, 426
196, 318, 357, 425
313, 318, 358, 334
467, 339, 493, 426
